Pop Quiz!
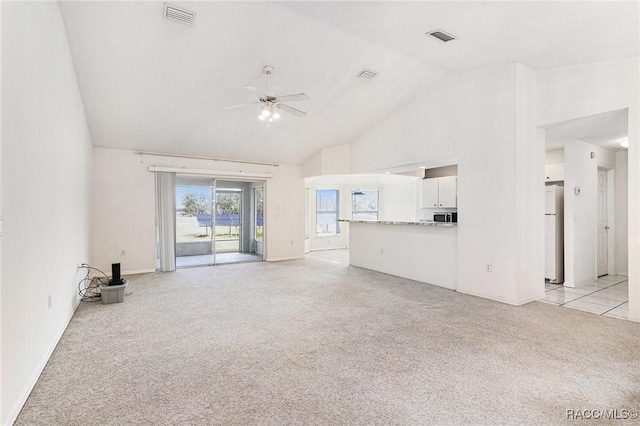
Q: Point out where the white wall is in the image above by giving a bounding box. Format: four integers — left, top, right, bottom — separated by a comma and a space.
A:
1, 3, 93, 424
628, 105, 640, 322
91, 148, 305, 272
615, 151, 629, 275
563, 140, 599, 286
545, 149, 564, 165
537, 58, 639, 127
349, 223, 457, 289
302, 144, 350, 177
305, 174, 417, 252
561, 140, 619, 287
514, 63, 546, 303
538, 58, 638, 321
348, 63, 544, 305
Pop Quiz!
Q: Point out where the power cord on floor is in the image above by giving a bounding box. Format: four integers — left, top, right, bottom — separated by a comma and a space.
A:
77, 264, 109, 302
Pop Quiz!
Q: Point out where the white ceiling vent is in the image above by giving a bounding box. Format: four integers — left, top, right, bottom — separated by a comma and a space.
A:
356, 68, 379, 80
427, 30, 456, 42
164, 3, 196, 27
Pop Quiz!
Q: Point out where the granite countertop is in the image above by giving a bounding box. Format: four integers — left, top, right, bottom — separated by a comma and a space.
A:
338, 219, 457, 227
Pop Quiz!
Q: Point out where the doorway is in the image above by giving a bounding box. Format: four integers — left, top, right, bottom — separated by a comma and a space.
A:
175, 177, 264, 267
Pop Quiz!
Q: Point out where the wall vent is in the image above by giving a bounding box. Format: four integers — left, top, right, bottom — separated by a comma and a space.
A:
427, 30, 456, 42
164, 3, 196, 26
356, 68, 379, 80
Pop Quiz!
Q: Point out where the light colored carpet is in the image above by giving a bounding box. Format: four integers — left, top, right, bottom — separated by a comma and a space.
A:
16, 256, 640, 425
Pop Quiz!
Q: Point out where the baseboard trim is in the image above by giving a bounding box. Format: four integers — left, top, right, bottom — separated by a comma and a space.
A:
123, 268, 155, 276
457, 289, 545, 306
6, 297, 81, 425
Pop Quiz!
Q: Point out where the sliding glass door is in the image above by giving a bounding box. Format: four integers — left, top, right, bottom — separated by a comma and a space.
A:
175, 178, 215, 267
175, 177, 264, 267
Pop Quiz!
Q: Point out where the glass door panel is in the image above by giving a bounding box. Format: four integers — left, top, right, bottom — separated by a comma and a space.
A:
175, 180, 214, 267
214, 189, 241, 255
254, 186, 264, 257
175, 177, 264, 267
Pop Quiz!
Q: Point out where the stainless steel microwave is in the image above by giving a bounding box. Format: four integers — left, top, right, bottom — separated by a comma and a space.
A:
434, 213, 457, 223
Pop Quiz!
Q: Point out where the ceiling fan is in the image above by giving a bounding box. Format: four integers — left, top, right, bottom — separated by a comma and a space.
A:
223, 65, 309, 122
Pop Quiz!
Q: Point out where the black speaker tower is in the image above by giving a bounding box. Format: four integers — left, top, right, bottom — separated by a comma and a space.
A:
109, 263, 124, 286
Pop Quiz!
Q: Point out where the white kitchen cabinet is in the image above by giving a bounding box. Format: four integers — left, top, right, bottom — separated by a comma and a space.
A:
421, 176, 457, 208
545, 164, 564, 182
438, 176, 457, 207
421, 178, 439, 208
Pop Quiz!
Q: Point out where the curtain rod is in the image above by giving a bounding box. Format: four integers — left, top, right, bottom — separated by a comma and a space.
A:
134, 150, 279, 167
149, 166, 273, 179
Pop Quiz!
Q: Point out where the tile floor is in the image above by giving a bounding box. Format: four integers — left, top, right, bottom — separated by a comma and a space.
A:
540, 275, 629, 320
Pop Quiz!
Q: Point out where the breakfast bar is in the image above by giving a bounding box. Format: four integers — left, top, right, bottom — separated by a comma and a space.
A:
341, 220, 457, 290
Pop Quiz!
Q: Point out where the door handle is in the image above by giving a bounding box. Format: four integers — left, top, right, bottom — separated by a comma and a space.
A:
605, 226, 610, 230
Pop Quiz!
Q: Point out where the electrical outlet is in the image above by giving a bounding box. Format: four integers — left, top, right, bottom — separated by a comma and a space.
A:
48, 294, 52, 309
485, 264, 492, 272
120, 250, 126, 256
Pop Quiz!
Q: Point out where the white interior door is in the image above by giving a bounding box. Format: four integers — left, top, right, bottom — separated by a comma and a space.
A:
597, 169, 608, 276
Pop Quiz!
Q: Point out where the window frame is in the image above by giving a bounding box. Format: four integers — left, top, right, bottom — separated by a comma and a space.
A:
315, 189, 340, 236
351, 189, 379, 221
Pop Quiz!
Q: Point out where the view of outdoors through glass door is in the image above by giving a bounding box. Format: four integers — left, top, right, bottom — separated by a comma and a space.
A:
214, 189, 241, 255
175, 177, 264, 267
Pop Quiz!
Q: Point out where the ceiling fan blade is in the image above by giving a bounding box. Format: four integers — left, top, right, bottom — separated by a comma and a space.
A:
222, 101, 260, 110
275, 93, 309, 103
276, 103, 307, 117
243, 85, 258, 94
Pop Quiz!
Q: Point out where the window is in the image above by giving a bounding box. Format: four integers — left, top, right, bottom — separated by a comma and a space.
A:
316, 189, 340, 235
305, 188, 310, 239
352, 189, 379, 221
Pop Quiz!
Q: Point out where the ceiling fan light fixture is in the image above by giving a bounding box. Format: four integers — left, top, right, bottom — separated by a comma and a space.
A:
225, 65, 309, 120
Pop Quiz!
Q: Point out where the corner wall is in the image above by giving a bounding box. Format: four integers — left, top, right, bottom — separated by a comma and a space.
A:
563, 140, 599, 286
1, 3, 93, 423
349, 63, 544, 305
615, 151, 628, 275
91, 148, 305, 272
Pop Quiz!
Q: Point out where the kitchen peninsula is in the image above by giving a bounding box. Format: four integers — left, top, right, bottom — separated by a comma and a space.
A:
341, 220, 457, 290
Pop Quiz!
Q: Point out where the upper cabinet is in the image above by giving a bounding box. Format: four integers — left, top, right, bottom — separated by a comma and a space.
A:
545, 164, 564, 182
421, 176, 457, 208
421, 178, 439, 208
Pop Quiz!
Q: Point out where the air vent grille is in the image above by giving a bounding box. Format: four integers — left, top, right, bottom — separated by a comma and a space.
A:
427, 30, 456, 42
164, 3, 196, 26
356, 68, 379, 80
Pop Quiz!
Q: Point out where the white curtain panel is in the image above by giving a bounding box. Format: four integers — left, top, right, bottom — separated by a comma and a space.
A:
156, 171, 176, 272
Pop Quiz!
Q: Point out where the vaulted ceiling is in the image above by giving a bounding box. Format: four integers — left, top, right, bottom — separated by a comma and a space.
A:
59, 1, 639, 165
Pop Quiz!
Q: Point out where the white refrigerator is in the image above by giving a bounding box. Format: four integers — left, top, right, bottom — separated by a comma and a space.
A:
545, 185, 564, 283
